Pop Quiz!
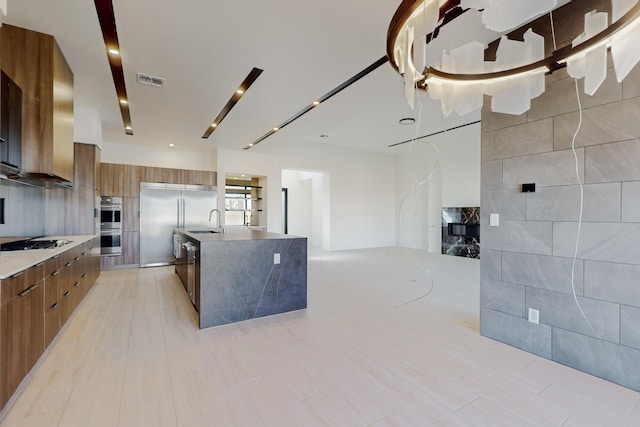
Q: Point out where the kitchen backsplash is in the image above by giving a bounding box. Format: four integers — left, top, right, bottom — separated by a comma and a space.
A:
0, 179, 46, 237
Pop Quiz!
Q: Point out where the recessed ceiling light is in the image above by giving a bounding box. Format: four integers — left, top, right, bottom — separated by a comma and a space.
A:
211, 123, 217, 128
169, 144, 175, 147
108, 48, 119, 55
125, 126, 132, 130
399, 117, 416, 125
202, 67, 263, 139
244, 56, 387, 151
119, 99, 128, 105
273, 127, 279, 131
241, 174, 246, 177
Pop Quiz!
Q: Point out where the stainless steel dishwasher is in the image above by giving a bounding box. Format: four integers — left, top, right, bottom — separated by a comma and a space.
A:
183, 241, 197, 306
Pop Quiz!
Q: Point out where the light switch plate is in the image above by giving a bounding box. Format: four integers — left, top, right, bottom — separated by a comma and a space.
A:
274, 253, 280, 264
528, 308, 539, 324
490, 213, 500, 227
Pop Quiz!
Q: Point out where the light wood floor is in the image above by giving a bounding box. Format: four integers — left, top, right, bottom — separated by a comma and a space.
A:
1, 247, 639, 426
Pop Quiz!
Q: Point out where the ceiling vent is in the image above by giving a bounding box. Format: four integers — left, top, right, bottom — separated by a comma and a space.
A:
137, 73, 165, 88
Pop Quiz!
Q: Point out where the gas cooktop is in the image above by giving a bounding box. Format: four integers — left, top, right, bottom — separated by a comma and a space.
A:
0, 239, 71, 252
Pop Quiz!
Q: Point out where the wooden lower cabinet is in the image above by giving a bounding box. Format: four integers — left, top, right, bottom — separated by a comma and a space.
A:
44, 256, 62, 347
0, 266, 45, 409
0, 237, 101, 411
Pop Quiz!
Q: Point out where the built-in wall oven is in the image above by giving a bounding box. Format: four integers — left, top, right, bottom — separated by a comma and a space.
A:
100, 196, 122, 255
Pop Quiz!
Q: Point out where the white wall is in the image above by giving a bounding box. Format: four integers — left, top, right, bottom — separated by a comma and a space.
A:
395, 122, 481, 250
219, 143, 396, 251
74, 107, 103, 149
100, 142, 216, 171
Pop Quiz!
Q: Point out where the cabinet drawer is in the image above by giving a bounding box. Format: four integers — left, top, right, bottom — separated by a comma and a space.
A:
1, 262, 45, 306
44, 303, 63, 348
45, 268, 62, 310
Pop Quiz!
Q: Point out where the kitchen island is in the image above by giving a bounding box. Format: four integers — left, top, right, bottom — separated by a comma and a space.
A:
174, 228, 307, 328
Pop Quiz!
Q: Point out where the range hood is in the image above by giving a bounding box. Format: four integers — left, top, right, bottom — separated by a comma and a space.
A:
0, 164, 73, 189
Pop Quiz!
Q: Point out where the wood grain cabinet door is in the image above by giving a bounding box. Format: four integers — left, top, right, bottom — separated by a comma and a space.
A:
0, 275, 45, 409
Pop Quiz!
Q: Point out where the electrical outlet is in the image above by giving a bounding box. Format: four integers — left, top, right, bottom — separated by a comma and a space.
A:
528, 308, 539, 324
490, 213, 500, 227
274, 253, 280, 265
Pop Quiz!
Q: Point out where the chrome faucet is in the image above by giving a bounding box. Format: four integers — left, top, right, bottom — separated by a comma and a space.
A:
208, 208, 221, 228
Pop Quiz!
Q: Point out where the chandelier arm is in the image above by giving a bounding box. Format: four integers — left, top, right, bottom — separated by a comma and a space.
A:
396, 1, 640, 86
386, 0, 461, 74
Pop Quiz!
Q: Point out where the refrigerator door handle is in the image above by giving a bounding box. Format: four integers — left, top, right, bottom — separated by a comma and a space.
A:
177, 198, 180, 228
182, 198, 186, 228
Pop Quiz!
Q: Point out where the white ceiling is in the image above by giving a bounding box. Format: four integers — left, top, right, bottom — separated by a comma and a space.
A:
3, 1, 551, 157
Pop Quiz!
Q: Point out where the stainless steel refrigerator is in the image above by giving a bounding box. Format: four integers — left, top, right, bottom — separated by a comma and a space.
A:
140, 182, 217, 267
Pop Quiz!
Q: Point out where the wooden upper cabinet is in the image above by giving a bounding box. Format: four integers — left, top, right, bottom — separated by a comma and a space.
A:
123, 164, 140, 197
139, 165, 164, 184
180, 169, 216, 186
0, 24, 74, 182
100, 163, 124, 196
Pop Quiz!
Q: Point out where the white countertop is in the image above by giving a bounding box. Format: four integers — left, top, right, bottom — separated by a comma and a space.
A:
0, 235, 96, 279
175, 228, 303, 243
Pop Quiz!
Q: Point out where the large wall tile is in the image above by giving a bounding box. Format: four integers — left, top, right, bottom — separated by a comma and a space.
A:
480, 278, 525, 317
621, 306, 640, 351
482, 119, 553, 161
584, 261, 640, 307
481, 103, 527, 132
481, 189, 526, 221
622, 181, 640, 222
480, 308, 552, 359
525, 183, 620, 222
623, 66, 640, 99
502, 149, 584, 189
554, 222, 640, 265
480, 249, 501, 281
502, 252, 584, 295
529, 71, 621, 122
526, 287, 620, 343
620, 305, 640, 350
482, 220, 552, 255
554, 98, 640, 150
481, 159, 503, 191
481, 62, 640, 392
586, 140, 640, 183
553, 328, 640, 392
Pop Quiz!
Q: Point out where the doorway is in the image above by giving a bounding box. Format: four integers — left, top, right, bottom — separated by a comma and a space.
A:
281, 169, 329, 249
282, 188, 288, 234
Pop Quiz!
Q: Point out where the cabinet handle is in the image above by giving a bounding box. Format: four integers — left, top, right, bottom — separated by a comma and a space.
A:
51, 302, 59, 310
74, 282, 80, 287
53, 254, 60, 259
82, 273, 87, 278
64, 291, 70, 297
18, 283, 37, 297
82, 251, 87, 256
52, 271, 60, 277
65, 262, 72, 267
11, 271, 24, 278
36, 262, 44, 267
74, 257, 80, 261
